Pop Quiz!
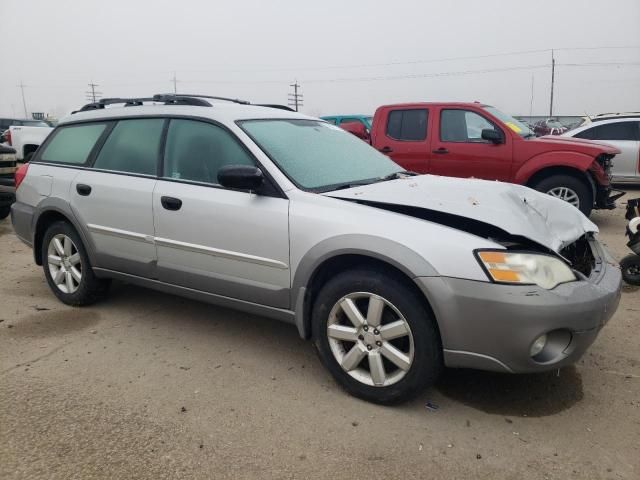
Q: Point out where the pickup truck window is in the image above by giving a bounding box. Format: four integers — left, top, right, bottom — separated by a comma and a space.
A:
240, 119, 402, 191
386, 109, 428, 141
440, 109, 497, 143
574, 121, 640, 141
40, 123, 107, 165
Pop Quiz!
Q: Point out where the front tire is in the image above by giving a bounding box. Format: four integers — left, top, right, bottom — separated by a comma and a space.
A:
621, 254, 640, 286
312, 267, 442, 404
532, 174, 593, 216
42, 221, 110, 305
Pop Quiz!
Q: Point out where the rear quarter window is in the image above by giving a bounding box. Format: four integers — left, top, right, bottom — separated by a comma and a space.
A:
39, 123, 108, 165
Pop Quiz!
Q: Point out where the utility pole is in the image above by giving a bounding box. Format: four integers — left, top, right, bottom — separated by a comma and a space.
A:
18, 81, 28, 117
549, 49, 555, 116
288, 80, 303, 112
85, 82, 102, 103
529, 74, 535, 117
172, 72, 178, 93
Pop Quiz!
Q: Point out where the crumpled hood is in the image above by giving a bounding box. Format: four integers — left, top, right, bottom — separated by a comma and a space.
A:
324, 175, 598, 252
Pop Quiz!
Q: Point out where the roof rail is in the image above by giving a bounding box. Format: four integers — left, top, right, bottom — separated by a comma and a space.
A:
72, 93, 295, 114
160, 93, 251, 105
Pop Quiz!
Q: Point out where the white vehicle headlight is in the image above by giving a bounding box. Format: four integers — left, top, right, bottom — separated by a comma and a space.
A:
476, 251, 576, 290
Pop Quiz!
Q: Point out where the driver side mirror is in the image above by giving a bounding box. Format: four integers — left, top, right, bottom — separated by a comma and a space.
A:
218, 165, 264, 190
481, 128, 504, 145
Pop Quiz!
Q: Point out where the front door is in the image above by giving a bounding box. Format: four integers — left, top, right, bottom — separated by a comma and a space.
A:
430, 108, 513, 181
152, 119, 290, 309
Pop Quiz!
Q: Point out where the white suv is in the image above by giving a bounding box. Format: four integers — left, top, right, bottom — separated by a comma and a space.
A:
11, 94, 622, 404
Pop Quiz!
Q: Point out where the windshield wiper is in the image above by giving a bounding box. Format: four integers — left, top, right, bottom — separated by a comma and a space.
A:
378, 171, 418, 181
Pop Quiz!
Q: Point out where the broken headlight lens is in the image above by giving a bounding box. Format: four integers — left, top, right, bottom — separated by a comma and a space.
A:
476, 251, 576, 289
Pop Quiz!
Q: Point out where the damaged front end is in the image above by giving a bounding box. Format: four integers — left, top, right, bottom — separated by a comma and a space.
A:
591, 153, 625, 210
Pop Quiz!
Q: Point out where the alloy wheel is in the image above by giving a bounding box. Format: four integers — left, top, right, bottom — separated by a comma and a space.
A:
546, 186, 580, 208
326, 292, 414, 387
47, 234, 82, 294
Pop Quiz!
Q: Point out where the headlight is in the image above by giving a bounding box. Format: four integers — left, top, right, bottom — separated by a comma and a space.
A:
476, 251, 576, 289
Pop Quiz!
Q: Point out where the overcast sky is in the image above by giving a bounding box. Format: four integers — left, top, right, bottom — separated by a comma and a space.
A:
1, 0, 638, 120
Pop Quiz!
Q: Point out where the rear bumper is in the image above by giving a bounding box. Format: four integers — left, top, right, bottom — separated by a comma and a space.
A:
10, 201, 35, 246
417, 239, 622, 373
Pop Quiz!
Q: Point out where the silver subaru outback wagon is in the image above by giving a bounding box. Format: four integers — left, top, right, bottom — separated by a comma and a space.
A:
11, 95, 621, 404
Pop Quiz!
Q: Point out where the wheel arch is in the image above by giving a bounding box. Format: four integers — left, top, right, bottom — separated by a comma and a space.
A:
33, 202, 95, 266
524, 165, 596, 204
291, 235, 440, 340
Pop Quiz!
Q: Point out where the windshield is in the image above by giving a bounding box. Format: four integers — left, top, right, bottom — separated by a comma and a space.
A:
483, 106, 535, 138
240, 119, 402, 191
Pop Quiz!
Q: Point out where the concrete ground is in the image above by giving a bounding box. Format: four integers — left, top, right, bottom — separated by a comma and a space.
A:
1, 190, 639, 480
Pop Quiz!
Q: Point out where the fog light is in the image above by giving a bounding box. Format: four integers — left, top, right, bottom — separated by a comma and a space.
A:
530, 334, 547, 357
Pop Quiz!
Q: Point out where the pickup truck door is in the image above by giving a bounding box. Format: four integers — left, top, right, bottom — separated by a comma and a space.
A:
372, 108, 430, 173
429, 107, 513, 181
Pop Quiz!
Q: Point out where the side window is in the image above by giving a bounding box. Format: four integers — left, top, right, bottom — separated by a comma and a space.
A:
440, 109, 497, 142
574, 128, 594, 140
386, 109, 428, 141
163, 119, 255, 185
93, 119, 164, 175
39, 123, 108, 165
580, 122, 640, 141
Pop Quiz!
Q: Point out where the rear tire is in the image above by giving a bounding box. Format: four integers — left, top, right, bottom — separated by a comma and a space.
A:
41, 221, 110, 306
621, 254, 640, 286
0, 205, 10, 220
532, 174, 593, 216
312, 267, 442, 404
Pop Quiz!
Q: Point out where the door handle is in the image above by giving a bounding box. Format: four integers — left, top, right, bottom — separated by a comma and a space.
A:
161, 196, 182, 211
76, 184, 92, 196
379, 146, 393, 154
432, 148, 449, 154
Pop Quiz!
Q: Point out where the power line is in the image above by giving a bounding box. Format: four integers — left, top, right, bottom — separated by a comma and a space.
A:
164, 45, 640, 75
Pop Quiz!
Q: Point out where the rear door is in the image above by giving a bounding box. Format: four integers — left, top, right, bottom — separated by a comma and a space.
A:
430, 107, 513, 181
70, 118, 164, 278
374, 108, 430, 172
574, 121, 640, 181
152, 118, 290, 308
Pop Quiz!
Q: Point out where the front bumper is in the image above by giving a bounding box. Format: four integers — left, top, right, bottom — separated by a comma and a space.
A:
0, 177, 15, 207
595, 185, 625, 210
417, 239, 622, 373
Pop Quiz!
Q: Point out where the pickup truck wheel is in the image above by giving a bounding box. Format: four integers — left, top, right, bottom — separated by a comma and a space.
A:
533, 175, 593, 216
42, 221, 110, 306
0, 206, 10, 220
312, 267, 442, 404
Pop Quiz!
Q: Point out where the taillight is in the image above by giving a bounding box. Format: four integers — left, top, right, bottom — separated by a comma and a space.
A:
15, 163, 29, 189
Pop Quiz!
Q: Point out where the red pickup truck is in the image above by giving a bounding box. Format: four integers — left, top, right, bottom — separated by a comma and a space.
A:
347, 102, 622, 216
